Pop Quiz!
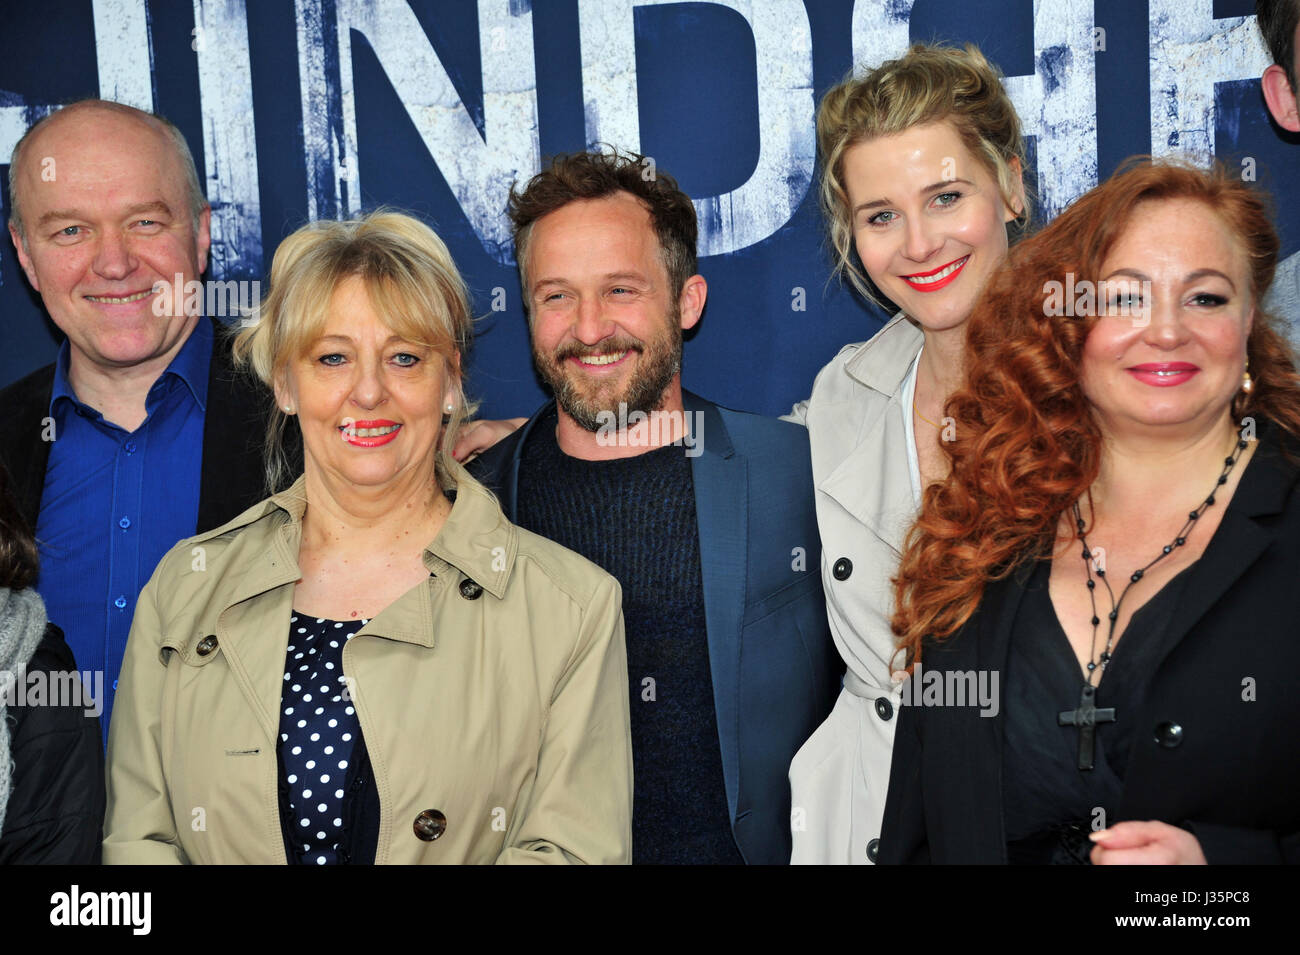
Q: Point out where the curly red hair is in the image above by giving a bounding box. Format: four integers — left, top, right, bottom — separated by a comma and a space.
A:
891, 158, 1300, 666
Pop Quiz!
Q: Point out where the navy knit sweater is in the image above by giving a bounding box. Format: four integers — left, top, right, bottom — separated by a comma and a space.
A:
516, 410, 742, 864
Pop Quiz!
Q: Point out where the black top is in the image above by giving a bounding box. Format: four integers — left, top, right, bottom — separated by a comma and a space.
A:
1002, 559, 1195, 863
0, 622, 105, 864
516, 408, 742, 864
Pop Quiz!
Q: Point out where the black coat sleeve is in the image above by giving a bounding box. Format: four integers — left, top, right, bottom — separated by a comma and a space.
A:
0, 624, 106, 864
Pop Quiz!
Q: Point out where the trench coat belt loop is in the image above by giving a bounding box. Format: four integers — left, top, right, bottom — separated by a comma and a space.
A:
842, 669, 895, 702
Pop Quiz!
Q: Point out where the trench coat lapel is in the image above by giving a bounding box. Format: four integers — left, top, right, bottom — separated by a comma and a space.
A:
818, 316, 922, 556
819, 393, 914, 555
684, 391, 746, 822
201, 520, 302, 744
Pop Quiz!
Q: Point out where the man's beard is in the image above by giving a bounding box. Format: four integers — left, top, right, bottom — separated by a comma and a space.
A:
533, 313, 682, 433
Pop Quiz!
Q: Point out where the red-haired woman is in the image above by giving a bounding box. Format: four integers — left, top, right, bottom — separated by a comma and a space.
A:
880, 160, 1300, 864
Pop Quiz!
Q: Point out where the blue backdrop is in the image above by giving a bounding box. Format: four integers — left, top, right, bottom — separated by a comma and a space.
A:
0, 0, 1289, 420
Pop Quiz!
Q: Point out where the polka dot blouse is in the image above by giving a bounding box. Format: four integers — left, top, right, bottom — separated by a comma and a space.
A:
279, 613, 368, 865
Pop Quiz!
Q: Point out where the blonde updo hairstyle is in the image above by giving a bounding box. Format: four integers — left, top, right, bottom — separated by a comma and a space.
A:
233, 210, 476, 495
818, 43, 1031, 304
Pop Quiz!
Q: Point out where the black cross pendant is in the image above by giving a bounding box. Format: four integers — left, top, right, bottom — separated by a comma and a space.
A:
1057, 683, 1116, 771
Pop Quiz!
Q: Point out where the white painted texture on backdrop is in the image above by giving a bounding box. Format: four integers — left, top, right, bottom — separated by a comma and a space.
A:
579, 0, 816, 258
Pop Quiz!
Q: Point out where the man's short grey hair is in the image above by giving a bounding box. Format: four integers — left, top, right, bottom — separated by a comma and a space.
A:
7, 99, 208, 245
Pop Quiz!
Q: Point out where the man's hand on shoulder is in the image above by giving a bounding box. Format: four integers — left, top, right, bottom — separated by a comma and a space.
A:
454, 418, 527, 463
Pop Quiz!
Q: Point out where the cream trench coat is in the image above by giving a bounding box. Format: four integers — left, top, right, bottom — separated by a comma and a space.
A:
104, 462, 632, 864
786, 313, 924, 865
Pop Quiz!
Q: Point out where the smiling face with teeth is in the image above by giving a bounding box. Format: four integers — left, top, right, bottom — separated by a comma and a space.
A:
276, 275, 459, 494
844, 120, 1021, 334
525, 192, 706, 449
9, 105, 210, 382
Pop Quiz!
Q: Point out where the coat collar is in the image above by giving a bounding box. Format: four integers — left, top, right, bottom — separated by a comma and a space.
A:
187, 458, 518, 659
264, 459, 516, 601
842, 312, 924, 396
818, 316, 923, 555
1142, 422, 1299, 673
170, 460, 518, 744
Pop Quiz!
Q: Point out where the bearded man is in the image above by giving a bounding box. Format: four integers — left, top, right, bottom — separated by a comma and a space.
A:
468, 150, 840, 865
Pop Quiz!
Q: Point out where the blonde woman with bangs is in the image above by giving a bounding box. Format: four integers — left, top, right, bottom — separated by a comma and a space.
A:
785, 43, 1029, 864
104, 211, 633, 864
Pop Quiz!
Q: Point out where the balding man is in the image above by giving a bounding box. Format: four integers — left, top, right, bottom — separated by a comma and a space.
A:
0, 100, 292, 738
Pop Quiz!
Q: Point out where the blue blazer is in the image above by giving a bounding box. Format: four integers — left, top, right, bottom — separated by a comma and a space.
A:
468, 390, 843, 864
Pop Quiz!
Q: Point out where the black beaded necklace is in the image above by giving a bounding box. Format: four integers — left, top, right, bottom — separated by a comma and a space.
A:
1056, 433, 1251, 771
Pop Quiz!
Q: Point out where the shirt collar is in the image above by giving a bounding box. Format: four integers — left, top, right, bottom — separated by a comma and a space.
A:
163, 317, 213, 411
48, 338, 79, 416
47, 318, 213, 418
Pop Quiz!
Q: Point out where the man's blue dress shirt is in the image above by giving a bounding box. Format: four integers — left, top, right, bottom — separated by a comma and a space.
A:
35, 319, 212, 743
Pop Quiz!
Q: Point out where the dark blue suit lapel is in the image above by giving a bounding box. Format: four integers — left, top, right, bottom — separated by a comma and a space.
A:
684, 391, 746, 822
467, 400, 555, 522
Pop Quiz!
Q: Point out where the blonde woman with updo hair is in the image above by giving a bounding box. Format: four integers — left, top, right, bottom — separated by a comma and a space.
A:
104, 211, 632, 864
784, 44, 1029, 864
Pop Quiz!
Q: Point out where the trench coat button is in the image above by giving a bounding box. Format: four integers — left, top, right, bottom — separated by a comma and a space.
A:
874, 697, 893, 721
1154, 721, 1183, 748
866, 838, 880, 862
414, 809, 447, 841
459, 578, 483, 600
196, 635, 218, 656
832, 557, 853, 581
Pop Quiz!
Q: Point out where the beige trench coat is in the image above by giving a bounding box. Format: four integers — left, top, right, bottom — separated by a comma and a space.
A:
785, 313, 925, 864
104, 462, 632, 864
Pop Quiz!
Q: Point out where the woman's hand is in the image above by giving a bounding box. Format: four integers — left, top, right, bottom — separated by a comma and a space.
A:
452, 418, 527, 462
1089, 820, 1207, 864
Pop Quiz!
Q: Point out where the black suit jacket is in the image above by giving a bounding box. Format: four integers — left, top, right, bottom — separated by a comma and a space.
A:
0, 318, 292, 536
879, 425, 1300, 865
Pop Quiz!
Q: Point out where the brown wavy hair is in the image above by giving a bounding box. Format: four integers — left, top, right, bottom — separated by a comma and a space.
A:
891, 158, 1300, 666
508, 147, 698, 308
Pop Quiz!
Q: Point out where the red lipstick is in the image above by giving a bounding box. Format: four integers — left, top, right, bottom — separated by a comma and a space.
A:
340, 419, 401, 447
901, 255, 969, 293
1126, 362, 1199, 387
